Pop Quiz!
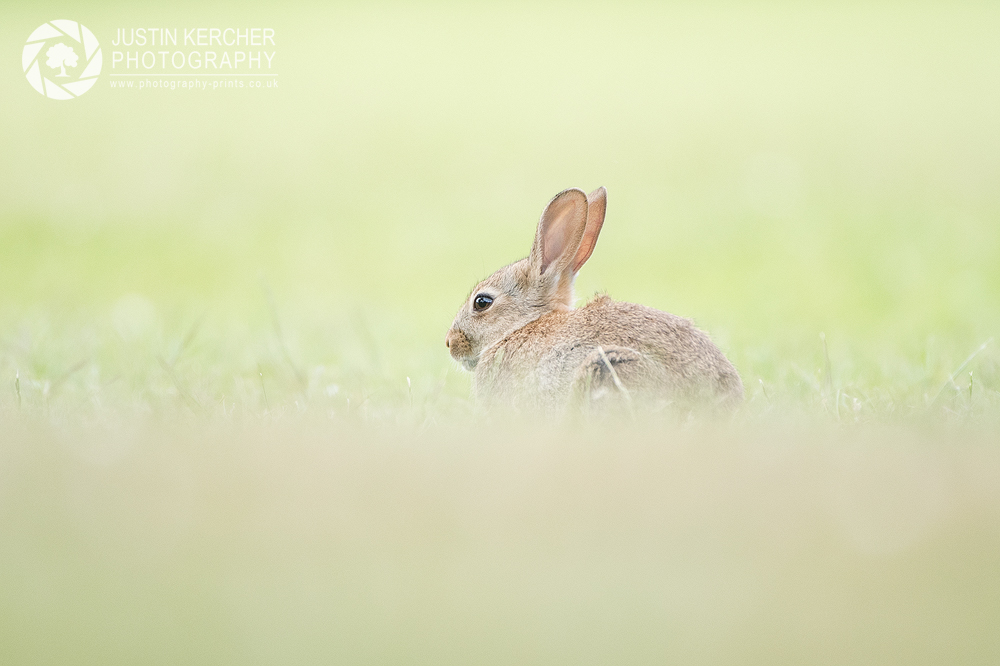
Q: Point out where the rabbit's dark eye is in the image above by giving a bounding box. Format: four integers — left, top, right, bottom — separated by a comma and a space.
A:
473, 294, 494, 312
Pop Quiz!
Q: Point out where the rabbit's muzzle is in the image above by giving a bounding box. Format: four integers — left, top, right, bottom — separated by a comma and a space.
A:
445, 327, 478, 370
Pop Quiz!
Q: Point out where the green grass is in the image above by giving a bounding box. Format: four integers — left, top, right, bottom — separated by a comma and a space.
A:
2, 1, 1000, 663
3, 419, 1000, 665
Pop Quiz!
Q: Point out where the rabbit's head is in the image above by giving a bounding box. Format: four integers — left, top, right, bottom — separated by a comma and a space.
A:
446, 187, 607, 370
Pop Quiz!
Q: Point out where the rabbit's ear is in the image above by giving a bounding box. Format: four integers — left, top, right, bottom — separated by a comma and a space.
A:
571, 187, 607, 274
530, 188, 589, 276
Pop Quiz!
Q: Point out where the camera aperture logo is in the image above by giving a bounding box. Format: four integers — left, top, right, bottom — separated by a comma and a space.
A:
23, 20, 102, 99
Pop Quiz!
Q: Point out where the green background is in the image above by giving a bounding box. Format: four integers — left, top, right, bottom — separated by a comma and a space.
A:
3, 1, 998, 418
2, 3, 1000, 664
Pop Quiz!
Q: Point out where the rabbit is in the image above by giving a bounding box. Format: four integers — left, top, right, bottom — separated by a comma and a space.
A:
445, 187, 743, 414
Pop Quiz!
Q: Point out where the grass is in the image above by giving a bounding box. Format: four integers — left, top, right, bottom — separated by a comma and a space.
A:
3, 418, 999, 665
1, 1, 1000, 663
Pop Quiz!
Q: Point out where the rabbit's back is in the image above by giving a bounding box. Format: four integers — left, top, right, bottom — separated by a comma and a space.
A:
474, 296, 742, 411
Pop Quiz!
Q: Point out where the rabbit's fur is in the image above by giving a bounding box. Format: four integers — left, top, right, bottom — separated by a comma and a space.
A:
446, 187, 743, 413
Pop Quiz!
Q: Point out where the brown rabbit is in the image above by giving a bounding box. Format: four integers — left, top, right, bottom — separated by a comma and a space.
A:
445, 187, 743, 413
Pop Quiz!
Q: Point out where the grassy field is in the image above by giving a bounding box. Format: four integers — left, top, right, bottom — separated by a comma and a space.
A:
2, 1, 999, 663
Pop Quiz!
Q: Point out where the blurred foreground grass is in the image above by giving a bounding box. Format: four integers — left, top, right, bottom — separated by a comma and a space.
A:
1, 1, 1000, 663
3, 419, 1000, 664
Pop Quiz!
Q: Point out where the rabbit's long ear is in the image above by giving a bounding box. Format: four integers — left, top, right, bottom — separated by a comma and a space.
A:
529, 188, 589, 277
571, 187, 607, 274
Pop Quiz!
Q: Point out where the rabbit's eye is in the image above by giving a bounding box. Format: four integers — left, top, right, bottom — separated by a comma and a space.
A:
473, 294, 494, 312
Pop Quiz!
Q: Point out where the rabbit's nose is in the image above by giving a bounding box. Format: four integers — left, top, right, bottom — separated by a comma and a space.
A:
445, 331, 452, 348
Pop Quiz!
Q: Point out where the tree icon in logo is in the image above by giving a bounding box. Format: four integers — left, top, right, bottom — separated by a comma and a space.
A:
22, 20, 101, 100
46, 43, 78, 77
